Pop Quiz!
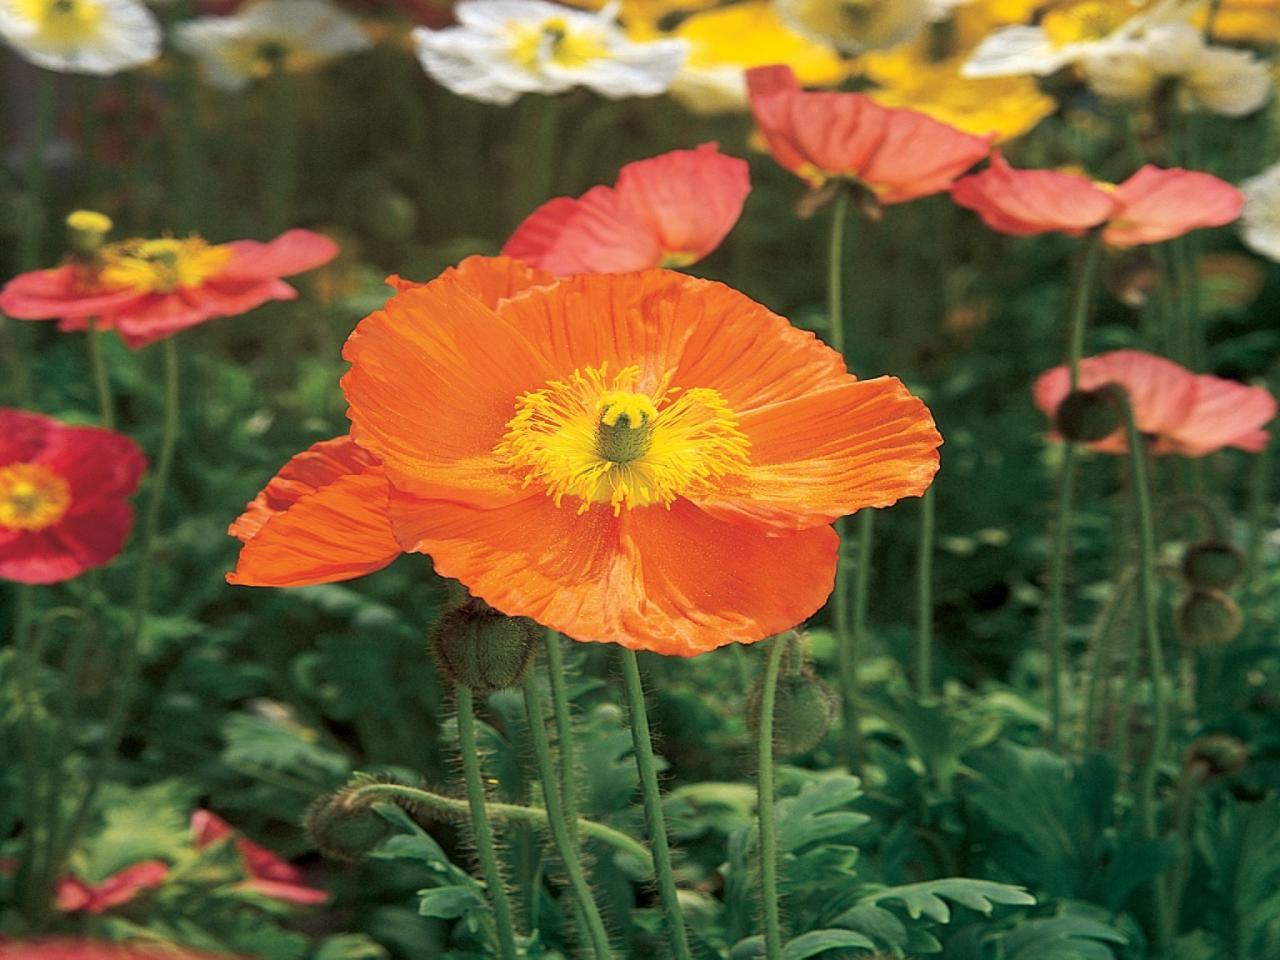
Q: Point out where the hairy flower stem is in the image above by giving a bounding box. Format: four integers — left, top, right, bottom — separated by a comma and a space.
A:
544, 630, 581, 832
1046, 233, 1102, 749
456, 685, 521, 960
1121, 396, 1172, 947
523, 671, 614, 960
53, 337, 181, 878
88, 318, 115, 430
756, 637, 787, 960
620, 649, 693, 960
916, 486, 936, 698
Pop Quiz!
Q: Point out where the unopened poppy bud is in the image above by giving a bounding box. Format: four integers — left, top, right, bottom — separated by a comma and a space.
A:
304, 778, 395, 862
1177, 590, 1243, 647
1054, 384, 1124, 442
747, 665, 837, 756
429, 597, 539, 693
65, 209, 113, 258
1183, 733, 1249, 780
1182, 541, 1245, 591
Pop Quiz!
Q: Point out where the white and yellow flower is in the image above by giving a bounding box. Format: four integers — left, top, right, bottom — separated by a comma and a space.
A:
413, 0, 687, 105
0, 0, 159, 74
774, 0, 959, 54
175, 0, 372, 92
1241, 162, 1280, 262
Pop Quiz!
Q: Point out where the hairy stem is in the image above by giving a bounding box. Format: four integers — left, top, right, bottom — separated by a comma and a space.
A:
756, 637, 787, 960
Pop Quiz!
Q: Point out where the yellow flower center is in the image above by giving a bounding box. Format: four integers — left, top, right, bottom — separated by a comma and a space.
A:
98, 236, 234, 294
495, 363, 750, 515
14, 0, 104, 43
1042, 1, 1126, 47
659, 251, 699, 268
0, 463, 72, 532
510, 16, 608, 69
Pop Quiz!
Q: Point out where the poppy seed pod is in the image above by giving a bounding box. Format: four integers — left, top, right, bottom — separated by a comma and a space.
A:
1182, 541, 1246, 591
1054, 385, 1125, 443
747, 663, 837, 756
304, 778, 396, 862
1176, 589, 1244, 647
429, 597, 539, 693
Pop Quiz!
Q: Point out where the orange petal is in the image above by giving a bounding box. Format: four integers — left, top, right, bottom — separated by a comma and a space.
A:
1105, 166, 1243, 247
387, 255, 554, 305
391, 492, 837, 656
692, 377, 940, 531
951, 152, 1116, 236
227, 464, 400, 587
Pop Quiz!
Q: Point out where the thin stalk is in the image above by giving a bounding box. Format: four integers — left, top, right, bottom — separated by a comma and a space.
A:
263, 69, 298, 235
543, 629, 580, 833
87, 318, 115, 430
756, 637, 787, 960
171, 45, 201, 232
519, 94, 561, 224
52, 337, 181, 874
1120, 396, 1172, 946
1067, 234, 1103, 388
849, 508, 875, 762
1082, 568, 1135, 752
619, 649, 693, 960
455, 685, 520, 960
19, 73, 56, 271
523, 672, 613, 960
1244, 434, 1271, 589
916, 486, 936, 699
78, 77, 104, 199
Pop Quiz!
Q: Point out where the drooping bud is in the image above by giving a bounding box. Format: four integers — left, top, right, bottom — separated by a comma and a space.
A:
1176, 590, 1243, 647
747, 660, 837, 756
1054, 384, 1124, 443
65, 209, 113, 259
429, 597, 539, 693
1182, 541, 1245, 591
1183, 733, 1249, 781
303, 774, 397, 862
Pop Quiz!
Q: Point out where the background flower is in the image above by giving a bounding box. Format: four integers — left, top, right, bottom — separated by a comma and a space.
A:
0, 0, 159, 74
1240, 161, 1280, 262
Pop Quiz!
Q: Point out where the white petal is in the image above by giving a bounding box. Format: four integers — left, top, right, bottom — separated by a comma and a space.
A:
962, 26, 1077, 78
1185, 46, 1272, 117
413, 26, 544, 104
1241, 164, 1280, 262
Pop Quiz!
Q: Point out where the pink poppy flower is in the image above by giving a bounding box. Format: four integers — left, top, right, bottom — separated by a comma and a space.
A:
1, 409, 146, 584
1034, 349, 1275, 455
952, 153, 1243, 246
190, 811, 328, 905
0, 229, 338, 349
55, 861, 169, 914
503, 144, 751, 274
745, 64, 992, 203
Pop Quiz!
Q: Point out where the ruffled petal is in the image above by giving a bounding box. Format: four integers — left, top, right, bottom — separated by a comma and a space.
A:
0, 266, 142, 322
692, 377, 941, 531
951, 152, 1116, 236
1105, 166, 1244, 247
386, 255, 555, 305
1163, 374, 1276, 456
219, 229, 340, 281
504, 188, 662, 275
857, 107, 992, 205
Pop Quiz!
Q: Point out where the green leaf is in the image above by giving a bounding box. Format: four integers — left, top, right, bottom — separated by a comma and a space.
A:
858, 878, 1036, 923
782, 929, 878, 959
221, 712, 350, 781
418, 885, 486, 920
776, 775, 871, 853
77, 779, 196, 882
313, 934, 390, 960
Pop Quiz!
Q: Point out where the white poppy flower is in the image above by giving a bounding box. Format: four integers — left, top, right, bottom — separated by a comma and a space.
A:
775, 0, 932, 54
0, 0, 160, 75
413, 0, 687, 106
1241, 163, 1280, 262
175, 0, 372, 92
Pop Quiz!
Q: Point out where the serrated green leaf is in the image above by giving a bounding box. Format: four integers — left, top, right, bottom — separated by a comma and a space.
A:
782, 929, 877, 959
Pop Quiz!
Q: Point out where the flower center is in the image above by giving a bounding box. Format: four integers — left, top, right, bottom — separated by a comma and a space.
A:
1042, 2, 1125, 47
15, 0, 104, 42
0, 463, 72, 532
510, 17, 607, 70
495, 363, 750, 515
98, 236, 234, 294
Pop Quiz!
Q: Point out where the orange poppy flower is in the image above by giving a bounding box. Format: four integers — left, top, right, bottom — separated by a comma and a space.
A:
1035, 349, 1276, 456
503, 144, 751, 274
327, 259, 939, 656
951, 153, 1244, 246
745, 64, 992, 203
1, 409, 146, 584
0, 229, 338, 348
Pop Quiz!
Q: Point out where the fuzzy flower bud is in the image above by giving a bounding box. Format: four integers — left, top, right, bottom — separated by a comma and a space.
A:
1182, 541, 1245, 592
747, 660, 837, 756
429, 597, 539, 693
304, 775, 397, 862
1176, 590, 1243, 647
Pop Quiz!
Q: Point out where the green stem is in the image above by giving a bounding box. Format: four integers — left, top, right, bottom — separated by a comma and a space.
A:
1244, 433, 1271, 589
916, 486, 936, 699
79, 76, 104, 199
264, 69, 298, 235
518, 94, 561, 225
543, 629, 580, 833
1120, 395, 1171, 946
756, 637, 787, 960
52, 337, 181, 875
523, 671, 613, 960
619, 649, 693, 960
87, 318, 115, 430
1067, 234, 1103, 389
171, 44, 201, 232
18, 73, 56, 271
455, 685, 521, 960
849, 508, 875, 764
1082, 568, 1135, 753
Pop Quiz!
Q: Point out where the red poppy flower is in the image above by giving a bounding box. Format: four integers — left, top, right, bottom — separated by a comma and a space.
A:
0, 229, 338, 348
503, 144, 751, 274
55, 861, 169, 914
191, 811, 328, 906
951, 153, 1244, 246
1034, 349, 1276, 456
0, 940, 235, 960
745, 64, 992, 203
1, 410, 146, 584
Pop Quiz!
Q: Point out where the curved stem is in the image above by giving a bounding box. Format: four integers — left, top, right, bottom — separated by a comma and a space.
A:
87, 318, 115, 430
523, 672, 614, 960
756, 637, 787, 960
619, 649, 693, 960
1082, 568, 1136, 753
1046, 442, 1078, 750
916, 486, 936, 699
1067, 234, 1103, 389
456, 685, 521, 960
544, 630, 580, 833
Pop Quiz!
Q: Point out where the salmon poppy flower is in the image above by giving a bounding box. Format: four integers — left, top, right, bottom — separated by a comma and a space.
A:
1035, 349, 1276, 456
951, 153, 1244, 246
55, 861, 169, 914
229, 256, 554, 587
0, 939, 235, 960
745, 64, 992, 203
503, 144, 751, 275
191, 810, 329, 906
0, 229, 338, 348
1, 409, 146, 584
303, 258, 940, 657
